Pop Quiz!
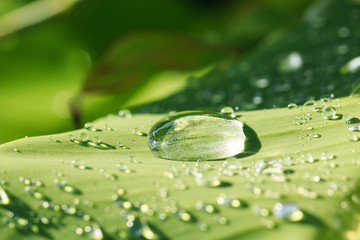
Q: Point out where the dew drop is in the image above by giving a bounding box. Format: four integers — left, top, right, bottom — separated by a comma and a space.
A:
195, 172, 221, 187
313, 101, 327, 112
87, 225, 104, 240
13, 148, 21, 153
215, 215, 228, 225
92, 136, 102, 144
217, 193, 243, 208
287, 103, 298, 109
118, 109, 132, 118
348, 132, 360, 141
196, 201, 216, 213
197, 222, 208, 232
0, 186, 10, 205
303, 100, 315, 107
322, 107, 336, 120
147, 111, 246, 161
347, 118, 360, 131
312, 133, 321, 138
260, 218, 276, 229
78, 133, 89, 142
220, 106, 235, 118
273, 203, 303, 222
67, 134, 75, 141
132, 128, 147, 136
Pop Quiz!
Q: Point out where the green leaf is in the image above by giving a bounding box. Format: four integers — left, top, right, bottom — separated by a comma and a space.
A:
1, 96, 360, 239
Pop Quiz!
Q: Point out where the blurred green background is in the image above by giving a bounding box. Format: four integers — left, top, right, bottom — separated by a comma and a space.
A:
0, 0, 345, 144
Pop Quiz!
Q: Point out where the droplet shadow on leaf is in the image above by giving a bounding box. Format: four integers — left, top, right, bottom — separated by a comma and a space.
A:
235, 124, 261, 158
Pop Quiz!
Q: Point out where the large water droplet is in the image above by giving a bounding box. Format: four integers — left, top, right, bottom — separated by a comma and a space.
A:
322, 107, 337, 120
147, 111, 246, 161
347, 118, 360, 131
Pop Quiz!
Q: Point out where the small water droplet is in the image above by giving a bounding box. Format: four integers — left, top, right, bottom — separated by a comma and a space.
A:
197, 222, 208, 232
78, 133, 89, 142
217, 193, 243, 208
287, 103, 298, 109
0, 186, 10, 205
214, 215, 228, 225
347, 118, 360, 131
196, 201, 216, 213
322, 107, 337, 120
312, 133, 321, 138
147, 111, 246, 161
303, 100, 316, 107
220, 106, 236, 118
118, 109, 132, 118
175, 209, 192, 222
348, 132, 360, 141
273, 203, 303, 222
49, 136, 60, 143
13, 148, 21, 153
253, 205, 269, 217
313, 101, 327, 112
260, 218, 276, 229
195, 172, 221, 187
92, 136, 102, 144
67, 134, 75, 141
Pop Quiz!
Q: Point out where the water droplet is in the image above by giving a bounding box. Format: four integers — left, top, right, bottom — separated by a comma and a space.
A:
278, 52, 303, 72
273, 203, 303, 222
220, 106, 235, 118
13, 148, 21, 153
92, 136, 102, 144
214, 215, 228, 225
253, 205, 269, 217
287, 103, 298, 109
78, 133, 89, 142
312, 133, 321, 138
348, 132, 360, 141
313, 101, 327, 112
67, 134, 74, 141
260, 218, 276, 229
217, 193, 243, 208
322, 107, 337, 120
175, 209, 192, 222
303, 100, 315, 107
0, 186, 10, 205
347, 118, 360, 131
86, 225, 104, 240
118, 142, 130, 149
132, 128, 147, 136
197, 222, 208, 232
196, 201, 216, 213
49, 136, 60, 143
195, 171, 221, 187
147, 111, 246, 161
340, 56, 360, 74
118, 109, 132, 118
